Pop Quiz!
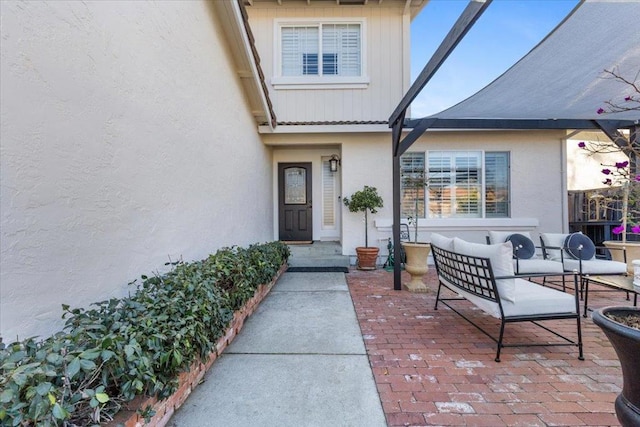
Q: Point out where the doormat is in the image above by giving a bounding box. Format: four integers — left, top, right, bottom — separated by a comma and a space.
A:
282, 241, 313, 245
286, 266, 349, 273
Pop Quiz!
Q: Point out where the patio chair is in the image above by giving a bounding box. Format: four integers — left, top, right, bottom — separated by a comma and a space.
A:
486, 231, 564, 276
540, 232, 627, 293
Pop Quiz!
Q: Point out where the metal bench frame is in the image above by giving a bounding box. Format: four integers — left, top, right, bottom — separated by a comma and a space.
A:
431, 244, 584, 362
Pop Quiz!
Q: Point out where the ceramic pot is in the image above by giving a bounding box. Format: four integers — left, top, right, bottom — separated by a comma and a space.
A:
355, 247, 379, 270
592, 307, 640, 427
402, 242, 431, 292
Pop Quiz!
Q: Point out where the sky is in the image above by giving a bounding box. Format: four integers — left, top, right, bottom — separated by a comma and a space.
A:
409, 0, 580, 118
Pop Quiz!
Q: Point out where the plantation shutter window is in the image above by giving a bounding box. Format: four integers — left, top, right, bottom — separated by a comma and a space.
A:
282, 27, 319, 76
280, 23, 361, 78
322, 159, 336, 228
400, 152, 426, 219
485, 152, 510, 217
401, 151, 510, 220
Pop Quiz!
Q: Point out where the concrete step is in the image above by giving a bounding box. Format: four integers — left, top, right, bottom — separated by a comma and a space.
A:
287, 241, 349, 268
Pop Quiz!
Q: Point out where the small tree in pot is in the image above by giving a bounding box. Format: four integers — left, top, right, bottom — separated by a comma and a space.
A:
343, 186, 384, 270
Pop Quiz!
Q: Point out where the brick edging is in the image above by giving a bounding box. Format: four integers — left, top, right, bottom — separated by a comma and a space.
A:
107, 263, 288, 427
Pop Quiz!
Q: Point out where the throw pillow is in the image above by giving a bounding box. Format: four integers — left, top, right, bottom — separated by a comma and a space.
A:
506, 233, 535, 259
564, 233, 596, 260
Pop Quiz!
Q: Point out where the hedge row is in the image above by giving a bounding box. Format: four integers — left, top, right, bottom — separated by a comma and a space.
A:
0, 241, 290, 426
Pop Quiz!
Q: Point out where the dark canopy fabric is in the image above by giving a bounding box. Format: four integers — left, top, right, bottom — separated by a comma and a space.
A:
421, 0, 639, 127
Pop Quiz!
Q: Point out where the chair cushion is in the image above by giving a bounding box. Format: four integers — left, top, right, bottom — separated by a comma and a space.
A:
488, 230, 533, 245
540, 233, 569, 261
564, 233, 596, 260
563, 258, 627, 275
512, 258, 564, 274
506, 233, 535, 259
453, 238, 516, 302
430, 232, 454, 251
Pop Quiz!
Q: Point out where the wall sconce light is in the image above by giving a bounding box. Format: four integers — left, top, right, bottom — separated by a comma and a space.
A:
329, 155, 340, 173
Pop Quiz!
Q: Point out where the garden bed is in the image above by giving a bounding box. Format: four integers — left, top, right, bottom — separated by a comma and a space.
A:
0, 242, 290, 426
106, 263, 286, 427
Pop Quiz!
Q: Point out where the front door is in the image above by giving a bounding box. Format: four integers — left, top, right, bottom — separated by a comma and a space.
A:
278, 163, 312, 241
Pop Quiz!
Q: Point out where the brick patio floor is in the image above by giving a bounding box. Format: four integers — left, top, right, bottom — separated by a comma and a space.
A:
347, 268, 631, 427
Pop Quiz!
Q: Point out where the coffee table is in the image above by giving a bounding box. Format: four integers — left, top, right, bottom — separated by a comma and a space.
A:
583, 275, 638, 317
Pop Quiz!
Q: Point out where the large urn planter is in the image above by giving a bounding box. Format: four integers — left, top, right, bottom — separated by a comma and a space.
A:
402, 242, 431, 292
603, 241, 640, 274
592, 306, 640, 427
356, 246, 379, 270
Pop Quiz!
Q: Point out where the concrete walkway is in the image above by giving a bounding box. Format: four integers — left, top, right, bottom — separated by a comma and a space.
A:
169, 271, 386, 427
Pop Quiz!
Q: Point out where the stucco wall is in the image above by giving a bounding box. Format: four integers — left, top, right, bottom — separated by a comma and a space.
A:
0, 1, 273, 340
339, 130, 568, 255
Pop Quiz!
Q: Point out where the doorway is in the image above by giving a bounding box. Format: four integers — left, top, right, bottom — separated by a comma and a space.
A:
278, 163, 313, 242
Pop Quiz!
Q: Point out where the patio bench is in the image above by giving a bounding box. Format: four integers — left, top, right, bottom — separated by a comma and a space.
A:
429, 234, 584, 362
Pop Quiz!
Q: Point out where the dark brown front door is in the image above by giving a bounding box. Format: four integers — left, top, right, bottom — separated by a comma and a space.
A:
278, 163, 312, 241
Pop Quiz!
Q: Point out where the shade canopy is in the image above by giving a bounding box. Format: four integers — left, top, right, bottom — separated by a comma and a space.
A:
416, 0, 639, 129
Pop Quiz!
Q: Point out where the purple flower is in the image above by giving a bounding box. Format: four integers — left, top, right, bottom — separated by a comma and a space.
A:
602, 168, 611, 175
603, 178, 613, 185
625, 96, 632, 102
597, 107, 605, 114
615, 161, 629, 168
578, 141, 586, 148
612, 225, 626, 235
635, 174, 640, 182
632, 225, 640, 234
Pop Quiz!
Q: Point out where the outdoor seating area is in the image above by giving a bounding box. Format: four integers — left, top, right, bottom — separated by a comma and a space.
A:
347, 267, 629, 426
430, 235, 583, 363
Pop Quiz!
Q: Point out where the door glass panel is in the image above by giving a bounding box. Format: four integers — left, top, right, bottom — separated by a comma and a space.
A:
284, 167, 307, 204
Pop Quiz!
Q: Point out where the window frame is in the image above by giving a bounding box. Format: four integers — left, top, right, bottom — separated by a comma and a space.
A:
400, 150, 511, 220
273, 18, 369, 89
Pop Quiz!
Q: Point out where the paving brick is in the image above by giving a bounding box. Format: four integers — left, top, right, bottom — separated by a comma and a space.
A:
347, 268, 622, 427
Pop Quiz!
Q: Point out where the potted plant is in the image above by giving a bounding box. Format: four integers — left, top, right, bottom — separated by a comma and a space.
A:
579, 68, 640, 273
401, 171, 431, 292
343, 185, 384, 270
592, 307, 640, 426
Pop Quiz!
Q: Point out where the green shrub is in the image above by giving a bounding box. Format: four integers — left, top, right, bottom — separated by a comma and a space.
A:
0, 241, 289, 426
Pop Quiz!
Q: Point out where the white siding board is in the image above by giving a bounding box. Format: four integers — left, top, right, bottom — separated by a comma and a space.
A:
247, 4, 405, 123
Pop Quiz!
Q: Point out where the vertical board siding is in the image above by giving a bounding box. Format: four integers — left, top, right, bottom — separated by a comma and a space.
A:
247, 4, 405, 123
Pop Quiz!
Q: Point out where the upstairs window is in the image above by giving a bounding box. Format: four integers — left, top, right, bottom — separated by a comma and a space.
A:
275, 20, 368, 88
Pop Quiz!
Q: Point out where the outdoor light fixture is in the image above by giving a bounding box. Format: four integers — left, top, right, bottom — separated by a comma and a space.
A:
329, 155, 340, 173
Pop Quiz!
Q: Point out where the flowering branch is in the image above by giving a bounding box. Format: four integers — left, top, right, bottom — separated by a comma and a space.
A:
581, 67, 640, 241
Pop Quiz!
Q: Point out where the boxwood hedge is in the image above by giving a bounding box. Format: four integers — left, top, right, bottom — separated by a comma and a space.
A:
0, 241, 290, 426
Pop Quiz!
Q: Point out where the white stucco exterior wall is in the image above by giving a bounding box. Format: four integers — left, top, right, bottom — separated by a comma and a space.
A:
0, 1, 273, 340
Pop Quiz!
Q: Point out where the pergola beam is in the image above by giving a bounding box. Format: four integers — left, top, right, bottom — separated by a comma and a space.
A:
388, 0, 491, 129
390, 0, 491, 291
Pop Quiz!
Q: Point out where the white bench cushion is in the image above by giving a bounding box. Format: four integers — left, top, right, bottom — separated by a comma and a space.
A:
453, 238, 516, 302
502, 279, 576, 317
457, 278, 576, 319
563, 258, 627, 274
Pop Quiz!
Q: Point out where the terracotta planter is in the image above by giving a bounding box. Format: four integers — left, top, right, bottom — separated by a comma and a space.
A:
402, 242, 431, 292
603, 241, 640, 275
592, 307, 640, 427
356, 247, 379, 270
